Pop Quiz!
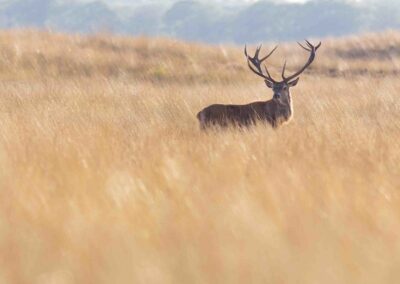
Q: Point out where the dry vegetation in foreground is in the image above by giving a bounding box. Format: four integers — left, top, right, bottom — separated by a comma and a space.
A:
0, 29, 399, 283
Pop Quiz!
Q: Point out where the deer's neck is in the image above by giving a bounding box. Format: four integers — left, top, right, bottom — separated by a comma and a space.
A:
279, 92, 293, 111
275, 91, 293, 121
287, 91, 293, 115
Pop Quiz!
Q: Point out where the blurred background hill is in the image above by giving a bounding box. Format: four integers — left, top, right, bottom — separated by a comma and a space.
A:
0, 0, 398, 43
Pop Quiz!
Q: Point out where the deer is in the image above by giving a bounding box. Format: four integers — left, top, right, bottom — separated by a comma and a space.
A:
197, 40, 321, 129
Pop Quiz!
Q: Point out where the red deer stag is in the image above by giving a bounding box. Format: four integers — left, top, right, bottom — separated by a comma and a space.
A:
197, 40, 321, 129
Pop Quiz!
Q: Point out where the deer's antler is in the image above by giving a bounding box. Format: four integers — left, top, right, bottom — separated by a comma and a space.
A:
281, 40, 321, 83
244, 45, 279, 84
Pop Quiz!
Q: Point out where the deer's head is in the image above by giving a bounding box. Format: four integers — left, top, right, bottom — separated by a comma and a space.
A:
244, 40, 321, 102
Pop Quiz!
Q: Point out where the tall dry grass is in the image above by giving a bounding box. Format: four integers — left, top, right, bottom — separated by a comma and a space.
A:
0, 30, 399, 284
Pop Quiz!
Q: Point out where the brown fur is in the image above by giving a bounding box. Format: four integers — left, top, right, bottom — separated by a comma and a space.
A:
197, 82, 295, 129
197, 99, 291, 128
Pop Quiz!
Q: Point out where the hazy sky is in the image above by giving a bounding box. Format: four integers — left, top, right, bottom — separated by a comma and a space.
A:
213, 0, 364, 2
190, 0, 366, 4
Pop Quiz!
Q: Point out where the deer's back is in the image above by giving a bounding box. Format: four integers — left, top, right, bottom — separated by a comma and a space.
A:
197, 101, 277, 127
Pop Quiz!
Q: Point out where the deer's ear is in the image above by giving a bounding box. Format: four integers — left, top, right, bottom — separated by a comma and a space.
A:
288, 78, 300, 87
265, 80, 274, 88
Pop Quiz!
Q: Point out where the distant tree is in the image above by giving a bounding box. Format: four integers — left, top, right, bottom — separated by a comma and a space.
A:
232, 0, 361, 43
162, 0, 227, 42
361, 0, 400, 31
232, 1, 280, 43
299, 0, 361, 37
47, 1, 122, 34
0, 0, 398, 43
125, 4, 166, 36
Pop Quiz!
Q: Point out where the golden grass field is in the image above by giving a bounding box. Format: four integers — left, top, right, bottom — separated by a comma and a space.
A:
0, 29, 399, 283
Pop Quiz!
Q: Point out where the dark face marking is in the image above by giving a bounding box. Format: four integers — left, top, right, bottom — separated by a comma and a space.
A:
270, 82, 289, 100
265, 78, 300, 101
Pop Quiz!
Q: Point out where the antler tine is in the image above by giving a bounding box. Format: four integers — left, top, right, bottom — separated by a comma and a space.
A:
281, 60, 287, 80
244, 44, 279, 82
283, 40, 321, 83
305, 40, 322, 50
260, 45, 278, 62
297, 41, 311, 51
263, 66, 276, 83
246, 58, 265, 78
255, 45, 261, 57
